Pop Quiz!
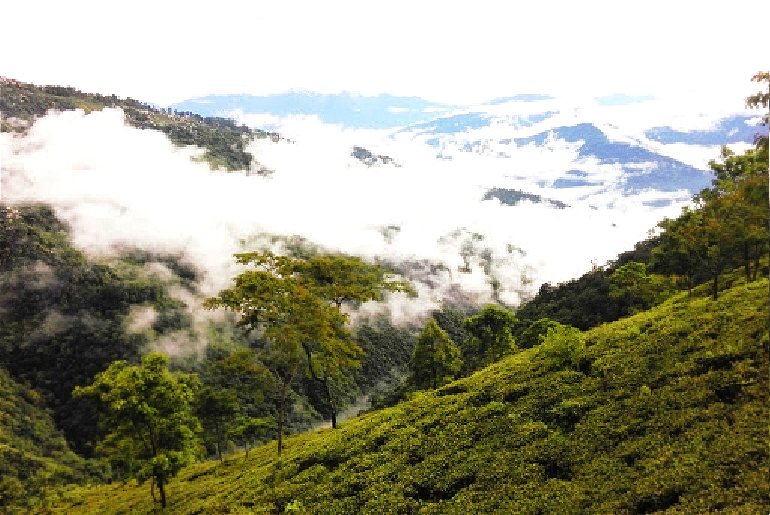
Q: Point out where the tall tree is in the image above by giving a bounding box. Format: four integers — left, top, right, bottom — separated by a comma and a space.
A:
462, 304, 517, 372
409, 318, 462, 390
746, 71, 769, 149
212, 251, 411, 430
204, 254, 351, 454
74, 353, 201, 509
195, 385, 239, 461
294, 254, 411, 428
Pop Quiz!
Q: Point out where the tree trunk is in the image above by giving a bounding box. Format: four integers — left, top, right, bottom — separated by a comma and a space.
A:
215, 419, 222, 461
712, 273, 719, 300
321, 378, 338, 429
753, 255, 760, 281
158, 476, 167, 509
744, 241, 751, 283
277, 381, 288, 457
303, 343, 338, 429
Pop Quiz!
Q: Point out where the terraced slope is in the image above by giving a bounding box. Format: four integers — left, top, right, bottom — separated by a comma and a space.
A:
31, 278, 768, 514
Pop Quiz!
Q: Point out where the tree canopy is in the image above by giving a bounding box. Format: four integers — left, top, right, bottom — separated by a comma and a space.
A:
74, 353, 202, 508
409, 318, 462, 390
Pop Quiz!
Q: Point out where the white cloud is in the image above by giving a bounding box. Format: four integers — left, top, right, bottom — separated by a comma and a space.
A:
1, 108, 684, 328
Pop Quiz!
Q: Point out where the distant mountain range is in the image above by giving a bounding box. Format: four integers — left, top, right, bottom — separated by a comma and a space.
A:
172, 91, 762, 198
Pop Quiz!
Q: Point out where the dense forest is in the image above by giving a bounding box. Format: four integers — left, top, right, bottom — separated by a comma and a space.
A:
0, 73, 767, 514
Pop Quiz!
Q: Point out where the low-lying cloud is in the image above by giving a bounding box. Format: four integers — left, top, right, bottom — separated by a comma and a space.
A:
1, 107, 690, 327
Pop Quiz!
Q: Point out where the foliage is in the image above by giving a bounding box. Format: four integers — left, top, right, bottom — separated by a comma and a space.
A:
461, 304, 517, 372
0, 77, 278, 171
228, 416, 275, 458
608, 261, 677, 313
518, 317, 569, 349
538, 325, 586, 371
33, 278, 769, 514
205, 252, 359, 454
409, 319, 462, 390
74, 353, 202, 508
194, 386, 239, 461
745, 71, 769, 146
0, 204, 191, 454
0, 366, 84, 512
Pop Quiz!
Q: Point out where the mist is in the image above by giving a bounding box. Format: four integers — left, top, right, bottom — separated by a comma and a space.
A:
1, 107, 688, 327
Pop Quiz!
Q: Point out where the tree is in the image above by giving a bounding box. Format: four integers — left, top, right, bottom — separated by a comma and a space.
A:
746, 71, 769, 149
74, 353, 201, 509
518, 318, 567, 349
409, 319, 462, 390
208, 251, 411, 431
462, 304, 517, 371
539, 325, 586, 371
609, 261, 676, 312
294, 254, 411, 428
228, 416, 275, 458
204, 254, 352, 455
195, 385, 239, 461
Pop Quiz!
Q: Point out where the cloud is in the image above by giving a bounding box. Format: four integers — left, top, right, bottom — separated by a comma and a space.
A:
2, 108, 688, 328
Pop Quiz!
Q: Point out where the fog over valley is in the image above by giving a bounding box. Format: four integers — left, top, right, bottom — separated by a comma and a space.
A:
4, 93, 748, 325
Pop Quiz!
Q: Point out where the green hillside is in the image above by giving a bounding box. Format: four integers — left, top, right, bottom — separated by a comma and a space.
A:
28, 277, 768, 514
0, 366, 83, 508
0, 76, 278, 172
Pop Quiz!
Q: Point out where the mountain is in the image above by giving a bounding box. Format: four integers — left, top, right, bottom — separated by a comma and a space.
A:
31, 277, 769, 514
172, 92, 453, 130
171, 91, 762, 197
0, 76, 276, 172
509, 123, 709, 193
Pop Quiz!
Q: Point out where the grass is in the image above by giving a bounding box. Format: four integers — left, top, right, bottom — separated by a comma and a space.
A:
26, 276, 769, 514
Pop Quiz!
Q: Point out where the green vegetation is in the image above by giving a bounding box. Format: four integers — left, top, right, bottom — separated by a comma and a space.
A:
0, 366, 83, 509
74, 353, 202, 509
462, 304, 517, 372
408, 319, 462, 390
204, 251, 412, 448
0, 73, 766, 513
0, 76, 278, 171
0, 204, 186, 455
26, 277, 769, 514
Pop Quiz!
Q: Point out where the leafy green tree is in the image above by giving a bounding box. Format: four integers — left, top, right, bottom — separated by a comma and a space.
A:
609, 261, 676, 312
462, 304, 517, 371
74, 353, 202, 509
409, 319, 462, 389
205, 254, 349, 455
195, 385, 239, 461
518, 318, 568, 349
210, 251, 410, 430
295, 254, 411, 428
228, 416, 275, 458
746, 71, 769, 149
539, 325, 586, 371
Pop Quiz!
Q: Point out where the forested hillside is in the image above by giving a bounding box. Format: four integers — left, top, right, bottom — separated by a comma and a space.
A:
0, 76, 278, 171
0, 73, 766, 514
25, 277, 769, 514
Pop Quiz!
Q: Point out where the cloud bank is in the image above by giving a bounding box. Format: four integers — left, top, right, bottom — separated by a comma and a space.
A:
1, 108, 687, 325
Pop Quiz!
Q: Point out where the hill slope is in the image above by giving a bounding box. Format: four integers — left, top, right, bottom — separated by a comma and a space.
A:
0, 366, 83, 508
0, 76, 277, 172
31, 278, 769, 514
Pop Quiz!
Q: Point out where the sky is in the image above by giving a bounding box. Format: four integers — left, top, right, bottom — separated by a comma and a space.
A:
2, 0, 767, 105
1, 0, 767, 327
